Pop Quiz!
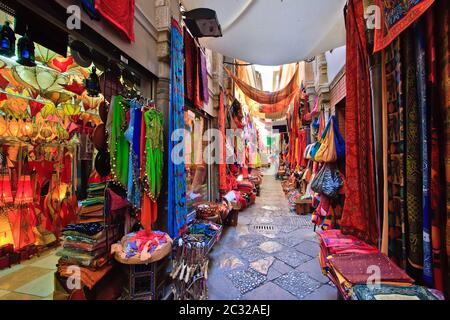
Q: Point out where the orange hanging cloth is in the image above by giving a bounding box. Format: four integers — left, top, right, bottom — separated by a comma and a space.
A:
225, 64, 300, 105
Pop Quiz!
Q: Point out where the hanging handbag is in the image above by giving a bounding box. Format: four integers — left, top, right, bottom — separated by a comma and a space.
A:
311, 164, 326, 194
321, 165, 343, 199
313, 117, 331, 162
304, 143, 313, 160
321, 117, 337, 163
332, 115, 346, 159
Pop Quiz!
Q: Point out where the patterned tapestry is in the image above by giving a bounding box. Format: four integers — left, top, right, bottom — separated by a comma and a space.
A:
341, 0, 379, 245
374, 0, 435, 52
414, 16, 433, 286
402, 28, 424, 280
168, 19, 187, 239
384, 38, 407, 269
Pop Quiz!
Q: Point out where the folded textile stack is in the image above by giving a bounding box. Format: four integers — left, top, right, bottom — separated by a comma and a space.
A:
181, 220, 222, 250
328, 252, 414, 299
351, 284, 441, 300
316, 229, 441, 300
57, 223, 118, 270
78, 182, 106, 223
111, 230, 172, 264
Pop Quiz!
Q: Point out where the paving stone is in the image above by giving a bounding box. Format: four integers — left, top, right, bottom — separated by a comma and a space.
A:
217, 253, 246, 270
295, 240, 319, 258
226, 268, 267, 294
208, 273, 242, 300
274, 249, 313, 268
271, 259, 293, 275
266, 268, 282, 281
301, 284, 338, 300
259, 241, 284, 254
239, 234, 266, 246
250, 257, 275, 275
243, 282, 297, 300
274, 271, 322, 299
240, 246, 269, 262
295, 258, 329, 284
277, 236, 304, 248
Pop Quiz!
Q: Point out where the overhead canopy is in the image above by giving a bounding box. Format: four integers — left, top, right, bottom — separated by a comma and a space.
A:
181, 0, 347, 65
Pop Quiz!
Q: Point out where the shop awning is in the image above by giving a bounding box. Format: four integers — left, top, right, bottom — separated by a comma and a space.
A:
181, 0, 347, 65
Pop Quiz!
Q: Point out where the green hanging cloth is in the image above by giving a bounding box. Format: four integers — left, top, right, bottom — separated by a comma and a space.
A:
143, 108, 164, 200
109, 95, 129, 189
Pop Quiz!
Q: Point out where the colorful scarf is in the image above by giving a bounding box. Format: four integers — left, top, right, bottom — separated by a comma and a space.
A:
168, 19, 187, 239
340, 0, 379, 245
414, 17, 433, 286
402, 28, 424, 279
373, 0, 435, 52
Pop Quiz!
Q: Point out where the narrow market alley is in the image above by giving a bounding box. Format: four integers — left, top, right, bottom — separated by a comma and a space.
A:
207, 173, 336, 300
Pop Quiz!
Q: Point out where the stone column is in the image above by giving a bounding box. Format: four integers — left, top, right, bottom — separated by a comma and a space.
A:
304, 61, 317, 142
315, 53, 331, 122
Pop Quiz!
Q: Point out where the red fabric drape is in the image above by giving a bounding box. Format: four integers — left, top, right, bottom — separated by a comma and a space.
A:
218, 91, 228, 195
373, 0, 435, 52
225, 65, 300, 105
184, 28, 196, 102
259, 89, 299, 114
340, 0, 379, 245
96, 0, 135, 42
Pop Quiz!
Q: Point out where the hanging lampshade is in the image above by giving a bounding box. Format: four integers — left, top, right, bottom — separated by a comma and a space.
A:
17, 28, 36, 67
0, 172, 13, 205
14, 175, 33, 205
84, 66, 100, 97
0, 21, 16, 58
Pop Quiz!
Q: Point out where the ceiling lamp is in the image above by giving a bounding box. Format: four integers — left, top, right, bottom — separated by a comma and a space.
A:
183, 8, 222, 38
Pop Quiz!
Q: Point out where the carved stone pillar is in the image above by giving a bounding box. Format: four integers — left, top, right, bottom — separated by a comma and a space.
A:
315, 53, 331, 122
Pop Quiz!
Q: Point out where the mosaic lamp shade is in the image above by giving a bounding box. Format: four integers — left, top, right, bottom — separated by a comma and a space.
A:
14, 175, 33, 205
0, 173, 13, 205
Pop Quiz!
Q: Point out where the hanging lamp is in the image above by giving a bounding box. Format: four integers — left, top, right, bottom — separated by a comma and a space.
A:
17, 26, 36, 67
84, 65, 100, 97
0, 21, 16, 58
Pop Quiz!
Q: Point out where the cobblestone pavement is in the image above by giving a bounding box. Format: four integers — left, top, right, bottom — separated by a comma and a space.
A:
207, 174, 337, 300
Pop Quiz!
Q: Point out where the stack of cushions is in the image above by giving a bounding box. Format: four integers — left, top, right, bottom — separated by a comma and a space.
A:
56, 222, 120, 288
317, 229, 442, 300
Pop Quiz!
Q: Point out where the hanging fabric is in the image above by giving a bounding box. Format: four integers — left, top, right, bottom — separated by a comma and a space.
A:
95, 0, 135, 42
340, 0, 379, 245
435, 0, 449, 293
402, 28, 424, 279
125, 100, 142, 209
373, 0, 435, 52
383, 38, 407, 269
168, 19, 187, 239
109, 95, 129, 189
224, 64, 300, 105
218, 91, 228, 195
427, 5, 446, 293
414, 16, 433, 287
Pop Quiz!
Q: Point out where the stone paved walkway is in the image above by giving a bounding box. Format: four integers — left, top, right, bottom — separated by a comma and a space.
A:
207, 174, 337, 300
